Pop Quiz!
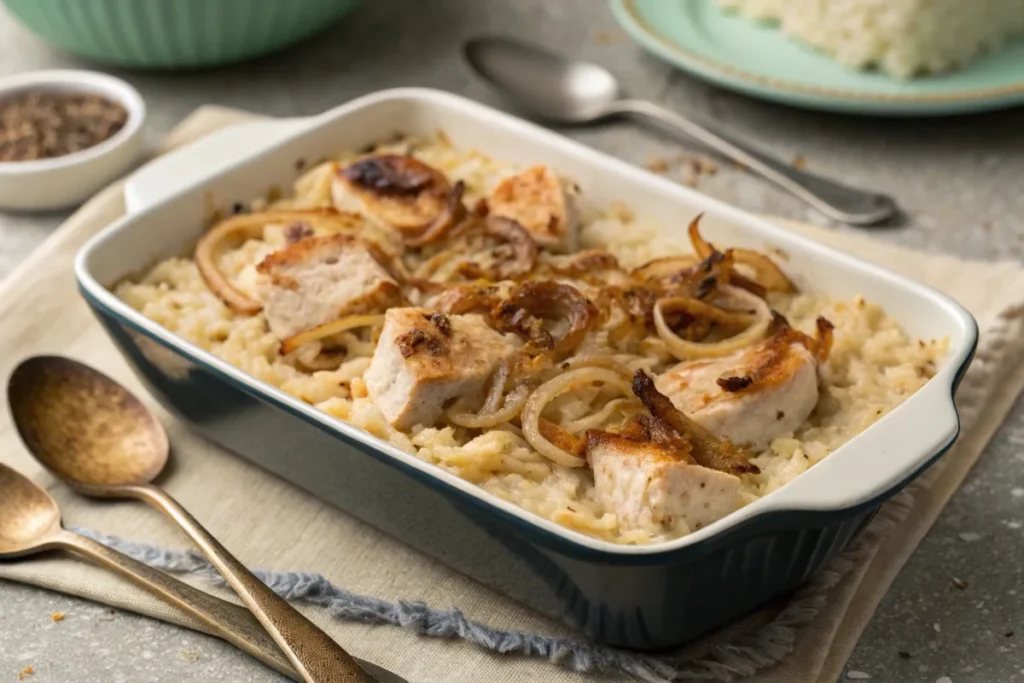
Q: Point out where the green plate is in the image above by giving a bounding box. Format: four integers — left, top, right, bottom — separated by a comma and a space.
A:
610, 0, 1024, 116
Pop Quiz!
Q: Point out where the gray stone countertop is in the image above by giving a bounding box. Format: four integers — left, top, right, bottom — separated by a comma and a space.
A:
1, 2, 1022, 681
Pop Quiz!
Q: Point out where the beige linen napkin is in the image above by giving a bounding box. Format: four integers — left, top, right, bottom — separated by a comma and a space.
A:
2, 107, 1023, 683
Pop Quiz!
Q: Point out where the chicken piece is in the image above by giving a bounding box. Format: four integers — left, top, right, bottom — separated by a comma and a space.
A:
655, 333, 819, 452
332, 155, 452, 232
586, 431, 741, 533
365, 308, 520, 430
487, 165, 579, 252
255, 234, 402, 341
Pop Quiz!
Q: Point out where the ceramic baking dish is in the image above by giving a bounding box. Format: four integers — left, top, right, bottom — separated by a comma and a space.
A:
74, 88, 977, 649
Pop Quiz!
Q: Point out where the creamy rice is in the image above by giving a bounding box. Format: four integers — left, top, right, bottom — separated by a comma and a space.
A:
116, 137, 946, 545
718, 0, 1024, 78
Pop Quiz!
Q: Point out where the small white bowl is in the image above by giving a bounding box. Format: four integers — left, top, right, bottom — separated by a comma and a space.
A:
0, 70, 146, 211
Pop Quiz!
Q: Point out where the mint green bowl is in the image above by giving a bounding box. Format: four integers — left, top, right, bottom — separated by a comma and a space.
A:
1, 0, 360, 69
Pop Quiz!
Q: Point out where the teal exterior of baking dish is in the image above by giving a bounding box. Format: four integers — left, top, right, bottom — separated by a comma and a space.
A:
1, 0, 360, 68
73, 294, 976, 648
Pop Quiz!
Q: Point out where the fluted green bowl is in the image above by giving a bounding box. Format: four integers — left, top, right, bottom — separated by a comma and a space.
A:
1, 0, 360, 69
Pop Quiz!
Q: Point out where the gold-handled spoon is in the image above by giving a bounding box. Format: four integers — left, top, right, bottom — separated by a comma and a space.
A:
0, 462, 299, 681
0, 463, 404, 683
8, 356, 378, 683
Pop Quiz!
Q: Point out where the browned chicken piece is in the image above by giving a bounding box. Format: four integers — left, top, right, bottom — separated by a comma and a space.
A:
255, 234, 402, 341
632, 370, 759, 475
655, 330, 819, 452
586, 430, 741, 533
332, 155, 452, 232
487, 165, 579, 252
364, 308, 521, 429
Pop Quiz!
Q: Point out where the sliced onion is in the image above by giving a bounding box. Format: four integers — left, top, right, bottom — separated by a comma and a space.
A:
655, 296, 758, 328
483, 215, 539, 280
484, 362, 510, 414
687, 213, 713, 259
521, 367, 635, 468
280, 314, 385, 355
686, 212, 794, 293
653, 285, 772, 360
492, 281, 599, 355
448, 385, 530, 429
732, 248, 796, 293
563, 354, 638, 379
447, 362, 528, 429
563, 398, 640, 434
196, 209, 364, 314
630, 255, 700, 283
404, 181, 467, 247
632, 370, 758, 475
195, 215, 266, 314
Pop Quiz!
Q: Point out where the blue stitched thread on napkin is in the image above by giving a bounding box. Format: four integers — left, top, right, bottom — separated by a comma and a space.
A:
72, 527, 792, 683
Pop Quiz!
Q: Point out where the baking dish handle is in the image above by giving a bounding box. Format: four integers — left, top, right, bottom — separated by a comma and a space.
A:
757, 373, 962, 513
124, 117, 312, 214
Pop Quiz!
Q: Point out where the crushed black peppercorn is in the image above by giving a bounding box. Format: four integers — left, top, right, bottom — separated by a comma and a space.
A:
0, 91, 128, 162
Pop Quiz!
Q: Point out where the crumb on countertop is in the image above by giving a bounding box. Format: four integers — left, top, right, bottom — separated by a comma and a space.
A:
592, 29, 626, 44
952, 577, 969, 590
645, 156, 670, 174
18, 666, 34, 680
50, 612, 65, 622
792, 154, 808, 169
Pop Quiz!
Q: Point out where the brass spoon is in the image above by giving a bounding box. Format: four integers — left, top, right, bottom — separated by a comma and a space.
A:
0, 462, 299, 681
8, 356, 377, 683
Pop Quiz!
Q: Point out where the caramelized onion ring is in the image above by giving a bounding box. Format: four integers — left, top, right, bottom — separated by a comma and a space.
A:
732, 249, 796, 293
482, 215, 539, 279
632, 370, 758, 475
493, 281, 599, 355
448, 383, 530, 429
687, 213, 795, 294
630, 255, 700, 283
687, 214, 714, 259
405, 181, 467, 247
563, 398, 639, 434
433, 285, 501, 315
653, 285, 771, 360
655, 296, 758, 329
521, 368, 635, 468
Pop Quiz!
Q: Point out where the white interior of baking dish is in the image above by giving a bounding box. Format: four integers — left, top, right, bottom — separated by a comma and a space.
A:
75, 88, 977, 555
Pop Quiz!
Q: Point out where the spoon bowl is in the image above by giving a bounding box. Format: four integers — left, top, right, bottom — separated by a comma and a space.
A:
8, 354, 378, 682
8, 355, 167, 492
465, 36, 621, 123
0, 465, 61, 556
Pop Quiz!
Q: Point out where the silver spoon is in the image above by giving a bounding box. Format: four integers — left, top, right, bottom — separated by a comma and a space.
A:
464, 36, 897, 226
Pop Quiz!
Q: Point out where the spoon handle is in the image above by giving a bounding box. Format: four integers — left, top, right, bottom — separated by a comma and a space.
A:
612, 99, 897, 226
51, 529, 299, 680
130, 485, 374, 683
